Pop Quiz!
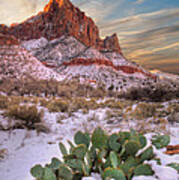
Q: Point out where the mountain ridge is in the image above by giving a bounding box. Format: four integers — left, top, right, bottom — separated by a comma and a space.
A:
0, 0, 121, 53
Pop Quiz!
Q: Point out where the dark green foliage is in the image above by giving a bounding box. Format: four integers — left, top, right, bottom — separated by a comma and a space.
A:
74, 131, 90, 148
46, 158, 62, 170
138, 146, 154, 163
59, 142, 68, 156
108, 134, 121, 152
31, 128, 169, 180
42, 168, 56, 180
30, 165, 44, 179
152, 134, 170, 149
110, 151, 119, 168
58, 165, 73, 180
125, 140, 140, 156
92, 127, 108, 149
66, 159, 84, 174
134, 164, 154, 176
103, 168, 126, 180
72, 144, 87, 159
138, 135, 147, 149
167, 163, 179, 172
120, 156, 139, 175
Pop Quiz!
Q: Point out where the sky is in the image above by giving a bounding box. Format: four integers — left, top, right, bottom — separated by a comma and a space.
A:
0, 0, 179, 74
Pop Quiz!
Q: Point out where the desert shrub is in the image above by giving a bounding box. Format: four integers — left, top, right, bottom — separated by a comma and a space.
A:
105, 109, 122, 120
9, 96, 23, 105
31, 128, 171, 180
70, 98, 99, 112
131, 103, 156, 119
47, 99, 69, 113
39, 98, 49, 107
0, 95, 9, 109
102, 99, 127, 109
4, 104, 43, 128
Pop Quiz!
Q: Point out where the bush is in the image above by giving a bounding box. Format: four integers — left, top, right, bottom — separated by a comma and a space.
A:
30, 128, 171, 180
4, 104, 43, 129
131, 103, 156, 119
0, 95, 9, 109
47, 99, 69, 113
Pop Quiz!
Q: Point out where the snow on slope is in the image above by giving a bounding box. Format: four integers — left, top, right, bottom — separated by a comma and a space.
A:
21, 36, 86, 65
0, 44, 63, 81
21, 36, 158, 92
0, 108, 178, 180
21, 36, 155, 79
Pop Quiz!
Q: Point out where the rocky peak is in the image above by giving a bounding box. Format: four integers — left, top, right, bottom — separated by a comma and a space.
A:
0, 0, 122, 53
44, 0, 69, 12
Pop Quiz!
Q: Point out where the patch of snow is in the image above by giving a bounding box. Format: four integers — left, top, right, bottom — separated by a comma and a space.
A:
21, 37, 49, 51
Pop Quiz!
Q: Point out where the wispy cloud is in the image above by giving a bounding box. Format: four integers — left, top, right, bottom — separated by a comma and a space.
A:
134, 0, 145, 5
0, 0, 47, 25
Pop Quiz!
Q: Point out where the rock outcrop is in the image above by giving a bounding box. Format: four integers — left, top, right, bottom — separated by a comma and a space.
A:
0, 33, 19, 45
62, 58, 157, 79
0, 0, 121, 53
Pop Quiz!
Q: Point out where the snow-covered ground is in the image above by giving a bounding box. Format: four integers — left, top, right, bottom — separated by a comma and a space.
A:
0, 108, 178, 180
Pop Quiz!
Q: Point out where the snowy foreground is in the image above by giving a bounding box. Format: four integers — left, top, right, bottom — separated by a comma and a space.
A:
0, 109, 179, 180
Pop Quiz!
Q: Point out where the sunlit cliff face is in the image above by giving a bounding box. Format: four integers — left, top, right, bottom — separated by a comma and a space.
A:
44, 0, 64, 12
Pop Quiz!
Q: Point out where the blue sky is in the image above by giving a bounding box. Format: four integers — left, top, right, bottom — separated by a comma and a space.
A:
0, 0, 179, 73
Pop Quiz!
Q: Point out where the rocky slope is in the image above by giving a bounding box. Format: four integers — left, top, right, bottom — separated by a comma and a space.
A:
21, 35, 158, 92
0, 0, 121, 53
0, 33, 62, 82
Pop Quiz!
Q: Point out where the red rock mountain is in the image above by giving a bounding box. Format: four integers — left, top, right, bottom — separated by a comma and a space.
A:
0, 0, 121, 53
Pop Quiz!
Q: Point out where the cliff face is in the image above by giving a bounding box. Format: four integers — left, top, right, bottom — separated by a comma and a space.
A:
0, 0, 121, 53
0, 33, 19, 45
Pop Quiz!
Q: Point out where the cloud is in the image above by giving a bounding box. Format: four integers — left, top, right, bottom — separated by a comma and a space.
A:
0, 0, 47, 25
73, 0, 124, 24
135, 0, 145, 4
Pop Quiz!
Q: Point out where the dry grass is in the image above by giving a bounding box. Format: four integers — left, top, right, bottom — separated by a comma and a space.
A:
47, 99, 69, 113
0, 95, 9, 109
4, 104, 44, 129
131, 103, 157, 120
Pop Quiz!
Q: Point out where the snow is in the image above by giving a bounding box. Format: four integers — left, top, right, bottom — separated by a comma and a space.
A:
0, 45, 64, 82
0, 105, 179, 180
148, 161, 178, 180
21, 37, 48, 51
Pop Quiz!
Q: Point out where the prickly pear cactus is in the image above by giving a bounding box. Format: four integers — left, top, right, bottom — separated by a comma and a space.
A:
138, 146, 154, 163
59, 142, 68, 156
103, 168, 126, 180
30, 128, 169, 180
108, 133, 121, 152
30, 164, 44, 179
46, 158, 62, 170
134, 164, 154, 176
72, 144, 87, 159
92, 127, 108, 149
151, 134, 170, 149
125, 140, 140, 156
58, 165, 73, 180
74, 131, 90, 148
42, 167, 56, 180
110, 151, 119, 168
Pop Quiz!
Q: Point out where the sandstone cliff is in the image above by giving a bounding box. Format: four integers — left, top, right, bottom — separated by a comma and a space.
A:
0, 0, 121, 53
